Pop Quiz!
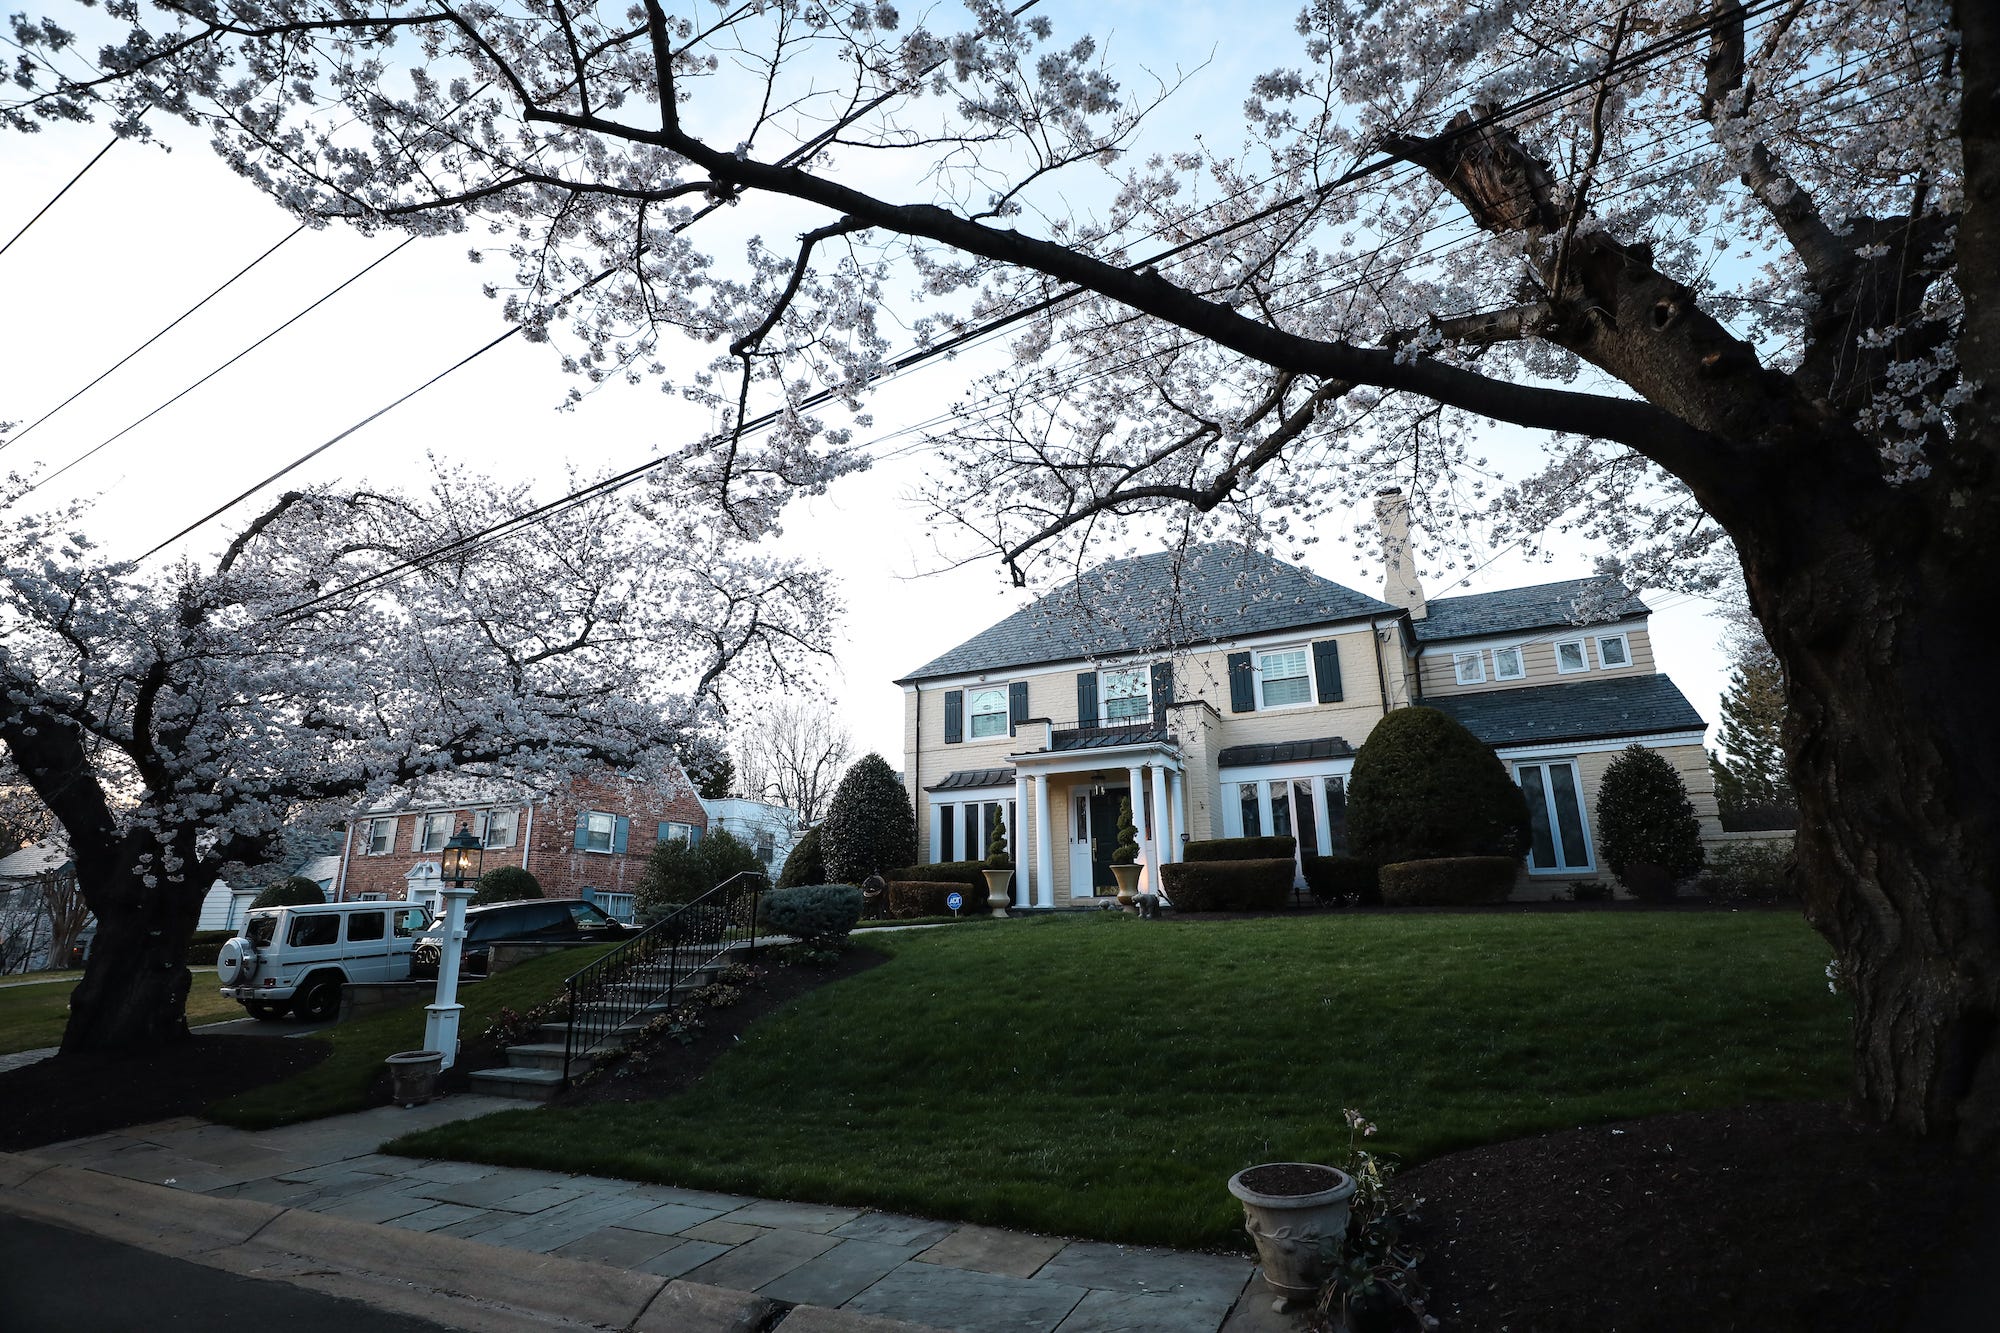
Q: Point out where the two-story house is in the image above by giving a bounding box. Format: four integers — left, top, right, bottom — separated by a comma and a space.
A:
333, 771, 709, 922
897, 491, 1715, 904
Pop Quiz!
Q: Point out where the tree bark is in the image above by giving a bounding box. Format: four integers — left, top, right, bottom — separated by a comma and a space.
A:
59, 830, 204, 1053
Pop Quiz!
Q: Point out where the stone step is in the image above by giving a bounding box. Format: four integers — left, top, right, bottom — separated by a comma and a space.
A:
466, 1065, 564, 1102
504, 1041, 600, 1072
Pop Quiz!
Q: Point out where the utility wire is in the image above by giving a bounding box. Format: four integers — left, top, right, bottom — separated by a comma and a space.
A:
0, 130, 122, 262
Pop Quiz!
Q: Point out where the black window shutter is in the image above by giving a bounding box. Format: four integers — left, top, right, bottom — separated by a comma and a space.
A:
1228, 651, 1256, 712
1313, 639, 1344, 703
944, 689, 964, 744
1150, 660, 1174, 715
1076, 671, 1099, 728
1009, 681, 1029, 735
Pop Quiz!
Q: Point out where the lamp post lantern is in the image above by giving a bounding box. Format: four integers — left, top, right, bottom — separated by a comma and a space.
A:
423, 822, 485, 1068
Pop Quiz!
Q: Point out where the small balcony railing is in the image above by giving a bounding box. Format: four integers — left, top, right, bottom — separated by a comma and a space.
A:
1047, 710, 1173, 751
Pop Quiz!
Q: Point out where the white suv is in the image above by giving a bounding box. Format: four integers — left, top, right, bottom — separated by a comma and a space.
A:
217, 901, 432, 1022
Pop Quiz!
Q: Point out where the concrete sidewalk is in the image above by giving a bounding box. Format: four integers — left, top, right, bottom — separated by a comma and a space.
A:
5, 1095, 1294, 1333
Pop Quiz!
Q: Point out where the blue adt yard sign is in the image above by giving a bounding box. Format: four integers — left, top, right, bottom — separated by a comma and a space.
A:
946, 892, 963, 917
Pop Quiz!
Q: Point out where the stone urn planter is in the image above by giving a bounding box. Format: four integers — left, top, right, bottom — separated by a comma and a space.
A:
982, 867, 1014, 917
1110, 863, 1144, 906
385, 1049, 444, 1107
1228, 1161, 1357, 1309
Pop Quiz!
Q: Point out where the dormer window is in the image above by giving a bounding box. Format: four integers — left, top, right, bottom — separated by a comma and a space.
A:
1493, 646, 1526, 680
1452, 651, 1486, 685
968, 687, 1009, 738
1554, 639, 1589, 674
1596, 633, 1631, 668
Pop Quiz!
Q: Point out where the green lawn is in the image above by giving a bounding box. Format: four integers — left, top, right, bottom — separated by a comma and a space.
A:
386, 912, 1850, 1250
208, 945, 614, 1129
0, 975, 240, 1055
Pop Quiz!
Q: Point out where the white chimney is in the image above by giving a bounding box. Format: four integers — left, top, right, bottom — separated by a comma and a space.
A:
1373, 487, 1427, 620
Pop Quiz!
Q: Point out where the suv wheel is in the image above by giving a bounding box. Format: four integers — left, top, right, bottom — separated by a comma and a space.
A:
244, 999, 288, 1022
293, 974, 343, 1023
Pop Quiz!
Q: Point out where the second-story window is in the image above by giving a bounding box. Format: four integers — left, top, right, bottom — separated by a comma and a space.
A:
1493, 646, 1526, 680
968, 687, 1009, 738
1257, 648, 1312, 708
584, 811, 617, 853
1596, 633, 1631, 668
1452, 651, 1486, 685
1100, 667, 1150, 721
365, 818, 394, 855
477, 808, 518, 849
417, 813, 449, 853
1555, 639, 1589, 674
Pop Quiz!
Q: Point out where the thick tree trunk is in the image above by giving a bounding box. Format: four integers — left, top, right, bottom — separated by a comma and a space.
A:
59, 834, 204, 1054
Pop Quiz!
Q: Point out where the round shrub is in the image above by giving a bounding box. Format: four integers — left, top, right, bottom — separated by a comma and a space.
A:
471, 864, 543, 906
1159, 859, 1293, 912
638, 828, 764, 917
1347, 707, 1530, 864
1378, 856, 1519, 906
777, 824, 824, 889
251, 875, 325, 910
759, 883, 864, 948
1596, 744, 1705, 896
820, 754, 918, 884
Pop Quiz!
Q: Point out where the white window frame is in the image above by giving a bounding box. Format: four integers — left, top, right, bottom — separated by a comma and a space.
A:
1553, 638, 1590, 674
660, 820, 695, 845
416, 813, 449, 853
584, 810, 616, 854
1512, 757, 1595, 874
595, 891, 636, 923
1595, 632, 1631, 669
1255, 646, 1314, 710
967, 686, 1010, 739
1452, 650, 1486, 685
1099, 666, 1151, 722
365, 818, 395, 856
1492, 645, 1526, 681
475, 807, 517, 850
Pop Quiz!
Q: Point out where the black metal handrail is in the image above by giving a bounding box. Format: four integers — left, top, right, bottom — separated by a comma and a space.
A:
560, 870, 767, 1086
1048, 710, 1172, 750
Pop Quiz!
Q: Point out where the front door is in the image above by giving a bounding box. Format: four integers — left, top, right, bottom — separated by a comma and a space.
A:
1088, 790, 1125, 892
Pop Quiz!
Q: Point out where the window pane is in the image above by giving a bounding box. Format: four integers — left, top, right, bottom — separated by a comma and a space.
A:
1292, 780, 1318, 853
964, 805, 978, 857
1494, 647, 1523, 679
1454, 652, 1483, 684
1262, 675, 1312, 706
1075, 796, 1088, 844
394, 909, 426, 937
939, 805, 955, 861
1269, 787, 1292, 837
1557, 641, 1587, 672
587, 811, 615, 853
1518, 765, 1558, 869
1101, 668, 1150, 720
289, 914, 338, 948
346, 911, 385, 942
1323, 778, 1348, 854
484, 809, 516, 848
969, 689, 1008, 737
1238, 783, 1261, 836
1600, 636, 1629, 667
1550, 763, 1590, 868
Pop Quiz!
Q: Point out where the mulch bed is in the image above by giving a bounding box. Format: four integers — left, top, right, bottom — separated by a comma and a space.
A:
0, 1035, 330, 1153
1398, 1100, 1983, 1332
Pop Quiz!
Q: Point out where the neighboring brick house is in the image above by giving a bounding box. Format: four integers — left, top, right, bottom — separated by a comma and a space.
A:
334, 771, 709, 922
897, 490, 1716, 905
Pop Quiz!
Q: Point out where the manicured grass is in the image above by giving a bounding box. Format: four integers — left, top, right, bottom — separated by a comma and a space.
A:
386, 912, 1850, 1250
207, 945, 613, 1129
0, 977, 240, 1055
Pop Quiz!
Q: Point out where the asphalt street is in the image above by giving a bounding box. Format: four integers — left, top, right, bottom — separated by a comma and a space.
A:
0, 1214, 461, 1332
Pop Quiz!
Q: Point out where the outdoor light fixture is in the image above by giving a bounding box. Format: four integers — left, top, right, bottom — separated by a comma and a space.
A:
441, 823, 484, 887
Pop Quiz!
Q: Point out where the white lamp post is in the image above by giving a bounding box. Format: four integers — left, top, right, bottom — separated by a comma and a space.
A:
422, 823, 483, 1070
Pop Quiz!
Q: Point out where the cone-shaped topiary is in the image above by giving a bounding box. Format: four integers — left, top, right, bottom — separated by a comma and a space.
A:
471, 864, 542, 905
1597, 744, 1705, 884
1111, 796, 1141, 865
820, 753, 918, 885
777, 824, 824, 889
984, 813, 1012, 869
251, 875, 325, 909
1347, 706, 1530, 864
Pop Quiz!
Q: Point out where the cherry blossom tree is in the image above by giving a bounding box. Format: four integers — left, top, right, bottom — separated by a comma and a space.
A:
3, 0, 1996, 1145
0, 468, 834, 1049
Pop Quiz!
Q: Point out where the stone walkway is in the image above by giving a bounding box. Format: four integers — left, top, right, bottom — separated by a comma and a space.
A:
0, 1046, 57, 1074
30, 1097, 1284, 1333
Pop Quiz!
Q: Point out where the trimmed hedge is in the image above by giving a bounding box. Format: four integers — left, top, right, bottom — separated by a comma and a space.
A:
892, 860, 987, 899
1158, 859, 1293, 912
186, 929, 237, 966
759, 884, 863, 947
1378, 857, 1520, 907
886, 880, 980, 918
1348, 707, 1530, 864
1302, 855, 1380, 905
1182, 835, 1297, 862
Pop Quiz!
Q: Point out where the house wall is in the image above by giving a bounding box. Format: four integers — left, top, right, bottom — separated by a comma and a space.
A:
1498, 737, 1719, 900
1418, 619, 1655, 699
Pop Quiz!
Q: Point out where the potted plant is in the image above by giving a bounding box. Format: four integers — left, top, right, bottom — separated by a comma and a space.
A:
981, 817, 1014, 917
1227, 1160, 1357, 1309
384, 1049, 445, 1106
1110, 797, 1144, 905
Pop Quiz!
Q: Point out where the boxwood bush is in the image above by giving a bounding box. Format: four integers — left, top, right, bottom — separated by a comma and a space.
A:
186, 928, 237, 966
892, 860, 987, 899
1347, 706, 1530, 864
1158, 859, 1293, 912
1181, 835, 1298, 862
777, 824, 824, 889
886, 880, 976, 918
1302, 855, 1380, 905
472, 864, 543, 905
251, 875, 326, 909
1378, 856, 1520, 906
758, 884, 863, 948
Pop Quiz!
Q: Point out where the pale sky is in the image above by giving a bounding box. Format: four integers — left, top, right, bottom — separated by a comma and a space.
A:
0, 2, 1733, 776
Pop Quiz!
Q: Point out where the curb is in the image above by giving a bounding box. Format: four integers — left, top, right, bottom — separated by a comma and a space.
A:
0, 1151, 943, 1333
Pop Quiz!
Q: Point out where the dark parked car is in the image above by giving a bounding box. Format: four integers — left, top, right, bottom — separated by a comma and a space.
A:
411, 898, 627, 977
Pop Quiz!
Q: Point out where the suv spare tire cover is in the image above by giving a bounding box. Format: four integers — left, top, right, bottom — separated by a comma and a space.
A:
216, 938, 257, 985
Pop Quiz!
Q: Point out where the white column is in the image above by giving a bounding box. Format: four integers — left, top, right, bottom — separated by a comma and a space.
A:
1168, 768, 1184, 861
1034, 775, 1055, 908
1149, 764, 1171, 886
422, 880, 475, 1069
929, 801, 944, 864
1013, 773, 1032, 909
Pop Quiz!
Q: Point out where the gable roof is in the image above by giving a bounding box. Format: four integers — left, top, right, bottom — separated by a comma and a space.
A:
1428, 675, 1706, 748
1414, 577, 1649, 643
899, 544, 1396, 683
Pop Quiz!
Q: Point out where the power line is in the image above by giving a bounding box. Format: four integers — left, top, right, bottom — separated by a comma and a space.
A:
0, 126, 127, 262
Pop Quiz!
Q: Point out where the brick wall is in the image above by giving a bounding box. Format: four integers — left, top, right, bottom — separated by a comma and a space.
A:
335, 772, 708, 902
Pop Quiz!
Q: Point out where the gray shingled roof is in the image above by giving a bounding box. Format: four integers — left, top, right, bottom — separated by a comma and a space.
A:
1217, 736, 1356, 768
900, 544, 1396, 683
1429, 675, 1706, 748
927, 767, 1016, 792
1414, 577, 1649, 643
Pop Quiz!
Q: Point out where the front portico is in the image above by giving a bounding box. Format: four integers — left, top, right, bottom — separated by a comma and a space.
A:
1006, 722, 1187, 908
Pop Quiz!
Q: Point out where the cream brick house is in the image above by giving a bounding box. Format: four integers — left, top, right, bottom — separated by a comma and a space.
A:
897, 493, 1715, 904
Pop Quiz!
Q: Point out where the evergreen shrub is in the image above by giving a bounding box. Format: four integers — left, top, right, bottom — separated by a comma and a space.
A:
820, 754, 918, 884
637, 828, 763, 917
1158, 859, 1293, 912
1347, 707, 1530, 864
187, 929, 236, 965
1699, 840, 1795, 903
251, 876, 325, 910
759, 884, 863, 948
777, 825, 824, 889
1303, 855, 1380, 905
1111, 797, 1140, 866
1182, 835, 1297, 862
472, 865, 543, 906
1596, 744, 1705, 895
891, 860, 986, 898
885, 881, 973, 917
1378, 857, 1519, 906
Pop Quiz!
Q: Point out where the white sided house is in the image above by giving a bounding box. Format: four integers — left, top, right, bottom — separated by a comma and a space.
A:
898, 496, 1715, 905
699, 796, 802, 879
